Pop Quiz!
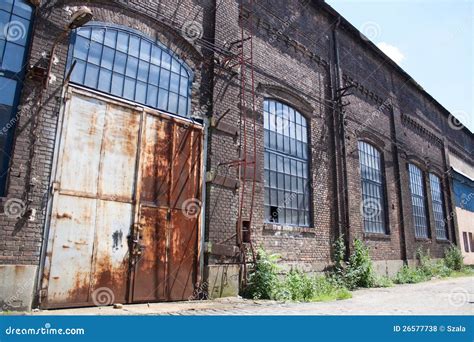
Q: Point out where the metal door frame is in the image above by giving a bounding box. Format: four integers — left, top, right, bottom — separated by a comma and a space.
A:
38, 85, 204, 308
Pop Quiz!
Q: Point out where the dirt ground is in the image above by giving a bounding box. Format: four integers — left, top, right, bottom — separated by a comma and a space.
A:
29, 276, 473, 316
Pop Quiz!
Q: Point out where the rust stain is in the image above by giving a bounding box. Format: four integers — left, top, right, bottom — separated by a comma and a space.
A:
92, 254, 129, 304
56, 213, 73, 219
64, 272, 90, 305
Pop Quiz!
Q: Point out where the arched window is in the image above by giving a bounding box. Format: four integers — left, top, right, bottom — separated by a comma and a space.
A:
67, 23, 192, 117
263, 99, 310, 226
358, 141, 387, 234
408, 163, 429, 238
429, 173, 447, 240
0, 0, 34, 195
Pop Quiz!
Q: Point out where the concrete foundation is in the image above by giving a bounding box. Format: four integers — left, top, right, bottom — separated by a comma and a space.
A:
0, 265, 37, 312
206, 265, 240, 299
372, 260, 404, 278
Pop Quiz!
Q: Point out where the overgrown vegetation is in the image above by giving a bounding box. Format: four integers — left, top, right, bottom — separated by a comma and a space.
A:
243, 248, 351, 302
242, 248, 280, 300
394, 246, 471, 284
443, 245, 464, 271
243, 242, 470, 302
329, 236, 391, 289
273, 270, 351, 302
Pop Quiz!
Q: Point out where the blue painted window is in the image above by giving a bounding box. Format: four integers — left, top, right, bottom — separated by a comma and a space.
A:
0, 0, 34, 195
68, 24, 192, 117
263, 99, 310, 226
358, 141, 387, 234
429, 173, 447, 240
408, 164, 429, 238
452, 170, 474, 213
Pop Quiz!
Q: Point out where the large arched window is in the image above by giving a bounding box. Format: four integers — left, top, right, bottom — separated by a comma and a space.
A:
263, 99, 310, 226
0, 0, 34, 195
358, 141, 387, 234
67, 23, 192, 117
408, 163, 429, 238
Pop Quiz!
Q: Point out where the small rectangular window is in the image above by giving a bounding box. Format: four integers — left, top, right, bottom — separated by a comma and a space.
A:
463, 232, 470, 252
469, 232, 474, 253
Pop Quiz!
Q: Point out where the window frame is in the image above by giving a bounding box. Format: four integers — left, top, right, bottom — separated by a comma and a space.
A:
66, 22, 193, 117
428, 172, 448, 240
263, 98, 311, 227
462, 232, 470, 253
407, 163, 430, 239
357, 140, 389, 234
0, 0, 34, 196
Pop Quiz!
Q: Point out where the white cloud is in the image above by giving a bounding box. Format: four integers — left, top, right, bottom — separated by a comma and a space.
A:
376, 42, 405, 65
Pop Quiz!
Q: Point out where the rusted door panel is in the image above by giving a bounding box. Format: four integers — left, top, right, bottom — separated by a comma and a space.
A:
132, 113, 203, 302
132, 206, 167, 302
90, 200, 133, 304
139, 115, 171, 206
170, 125, 201, 210
44, 194, 97, 306
168, 209, 200, 301
42, 91, 139, 308
98, 104, 140, 200
43, 88, 203, 307
57, 95, 106, 195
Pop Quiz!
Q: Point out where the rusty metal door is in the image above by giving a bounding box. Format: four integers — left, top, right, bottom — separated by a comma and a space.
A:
41, 88, 202, 308
131, 113, 202, 302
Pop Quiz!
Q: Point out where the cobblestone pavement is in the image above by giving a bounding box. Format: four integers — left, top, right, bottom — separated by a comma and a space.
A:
32, 276, 473, 316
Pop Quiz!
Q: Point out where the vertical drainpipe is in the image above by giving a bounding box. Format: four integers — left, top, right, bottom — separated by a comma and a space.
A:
388, 92, 408, 262
199, 117, 209, 283
330, 17, 350, 251
199, 0, 216, 285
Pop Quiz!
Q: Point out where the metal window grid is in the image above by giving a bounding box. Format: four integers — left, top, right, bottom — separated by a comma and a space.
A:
408, 164, 429, 238
429, 173, 447, 240
67, 24, 192, 117
358, 141, 386, 234
263, 99, 310, 226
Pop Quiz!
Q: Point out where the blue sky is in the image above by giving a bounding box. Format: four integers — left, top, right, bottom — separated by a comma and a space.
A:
326, 0, 474, 132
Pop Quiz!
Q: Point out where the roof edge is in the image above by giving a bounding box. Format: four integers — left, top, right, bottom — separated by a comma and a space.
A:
318, 1, 473, 137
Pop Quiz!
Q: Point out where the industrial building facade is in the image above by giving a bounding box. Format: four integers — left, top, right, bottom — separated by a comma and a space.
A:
0, 0, 472, 310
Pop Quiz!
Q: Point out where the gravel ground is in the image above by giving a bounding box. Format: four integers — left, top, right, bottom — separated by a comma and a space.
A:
31, 276, 473, 316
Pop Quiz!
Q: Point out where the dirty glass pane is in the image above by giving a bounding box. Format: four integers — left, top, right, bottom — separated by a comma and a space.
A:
263, 99, 310, 226
0, 0, 33, 196
68, 24, 192, 116
429, 173, 447, 239
408, 164, 429, 238
358, 141, 387, 234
